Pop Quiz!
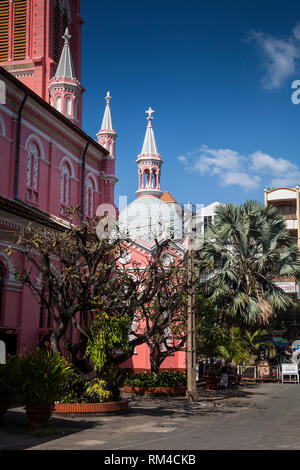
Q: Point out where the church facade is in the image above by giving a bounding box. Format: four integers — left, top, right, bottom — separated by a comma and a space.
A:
0, 0, 117, 354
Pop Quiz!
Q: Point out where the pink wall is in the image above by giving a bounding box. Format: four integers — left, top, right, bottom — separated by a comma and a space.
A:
0, 65, 115, 355
118, 243, 187, 373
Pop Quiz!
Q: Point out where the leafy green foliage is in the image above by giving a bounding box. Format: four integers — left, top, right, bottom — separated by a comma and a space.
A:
16, 348, 75, 408
217, 328, 252, 365
196, 294, 231, 359
124, 371, 187, 387
0, 355, 20, 401
198, 200, 300, 327
12, 207, 188, 382
85, 310, 131, 372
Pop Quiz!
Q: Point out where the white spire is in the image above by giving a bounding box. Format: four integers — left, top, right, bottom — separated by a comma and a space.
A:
141, 107, 158, 155
55, 28, 76, 79
100, 91, 113, 130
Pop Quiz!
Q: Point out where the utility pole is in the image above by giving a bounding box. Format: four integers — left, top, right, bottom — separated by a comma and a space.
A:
186, 228, 199, 404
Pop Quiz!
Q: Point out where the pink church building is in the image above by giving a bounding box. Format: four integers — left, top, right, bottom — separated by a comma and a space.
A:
0, 0, 191, 373
0, 0, 117, 355
118, 108, 188, 372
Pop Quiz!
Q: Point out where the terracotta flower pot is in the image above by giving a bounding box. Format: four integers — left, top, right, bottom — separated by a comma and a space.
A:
25, 407, 53, 429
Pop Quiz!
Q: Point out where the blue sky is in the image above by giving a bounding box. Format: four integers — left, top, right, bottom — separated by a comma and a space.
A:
81, 0, 300, 207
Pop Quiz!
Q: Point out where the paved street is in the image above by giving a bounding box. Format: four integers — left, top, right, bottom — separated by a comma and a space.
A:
1, 382, 300, 451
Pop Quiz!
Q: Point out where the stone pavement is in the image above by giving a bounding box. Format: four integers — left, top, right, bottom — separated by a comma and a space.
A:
1, 382, 300, 451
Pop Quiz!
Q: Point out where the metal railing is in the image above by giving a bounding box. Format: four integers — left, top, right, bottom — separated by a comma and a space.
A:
237, 365, 280, 381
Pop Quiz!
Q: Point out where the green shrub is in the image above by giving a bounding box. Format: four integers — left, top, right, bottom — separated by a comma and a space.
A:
124, 371, 187, 388
0, 355, 20, 402
59, 376, 114, 404
16, 348, 75, 409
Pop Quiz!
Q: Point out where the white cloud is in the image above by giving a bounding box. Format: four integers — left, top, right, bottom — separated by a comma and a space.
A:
221, 172, 261, 190
194, 145, 243, 174
247, 24, 300, 89
250, 150, 298, 174
270, 174, 300, 187
177, 155, 188, 165
177, 145, 300, 191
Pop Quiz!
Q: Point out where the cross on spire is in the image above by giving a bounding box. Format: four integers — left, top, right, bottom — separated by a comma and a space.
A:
146, 107, 155, 120
105, 91, 112, 105
62, 27, 71, 45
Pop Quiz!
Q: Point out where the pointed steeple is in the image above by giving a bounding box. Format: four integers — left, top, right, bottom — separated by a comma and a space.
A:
48, 28, 82, 127
55, 28, 76, 79
100, 91, 113, 131
141, 107, 158, 155
96, 91, 117, 158
136, 107, 163, 199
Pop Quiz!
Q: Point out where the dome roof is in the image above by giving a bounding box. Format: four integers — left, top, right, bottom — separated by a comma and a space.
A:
118, 196, 183, 244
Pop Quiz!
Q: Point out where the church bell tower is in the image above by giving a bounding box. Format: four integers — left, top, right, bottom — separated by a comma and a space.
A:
0, 0, 83, 127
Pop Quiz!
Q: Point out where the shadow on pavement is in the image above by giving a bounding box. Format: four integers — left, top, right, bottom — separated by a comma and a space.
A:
0, 383, 267, 450
0, 407, 101, 450
124, 383, 265, 418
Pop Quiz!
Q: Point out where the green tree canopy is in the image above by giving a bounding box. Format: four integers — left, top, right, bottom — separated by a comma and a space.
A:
197, 200, 300, 327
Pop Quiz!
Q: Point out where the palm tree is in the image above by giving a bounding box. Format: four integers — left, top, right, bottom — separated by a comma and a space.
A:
217, 327, 251, 365
198, 200, 300, 327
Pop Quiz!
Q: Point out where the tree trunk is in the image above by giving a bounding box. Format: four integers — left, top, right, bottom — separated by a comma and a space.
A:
50, 316, 70, 355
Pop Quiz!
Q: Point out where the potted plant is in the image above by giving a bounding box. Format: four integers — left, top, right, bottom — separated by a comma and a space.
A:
16, 347, 75, 428
0, 355, 19, 418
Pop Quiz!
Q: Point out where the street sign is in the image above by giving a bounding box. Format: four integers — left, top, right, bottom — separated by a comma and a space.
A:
282, 364, 298, 374
275, 281, 296, 293
282, 363, 299, 383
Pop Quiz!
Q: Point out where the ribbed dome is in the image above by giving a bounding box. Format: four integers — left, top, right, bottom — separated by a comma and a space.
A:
118, 196, 183, 244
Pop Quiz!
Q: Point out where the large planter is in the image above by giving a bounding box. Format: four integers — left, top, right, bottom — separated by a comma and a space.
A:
53, 399, 129, 414
123, 386, 186, 396
203, 375, 221, 390
25, 406, 53, 429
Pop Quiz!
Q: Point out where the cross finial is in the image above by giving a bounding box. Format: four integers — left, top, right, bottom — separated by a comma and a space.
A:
105, 91, 112, 105
146, 107, 155, 120
63, 27, 71, 44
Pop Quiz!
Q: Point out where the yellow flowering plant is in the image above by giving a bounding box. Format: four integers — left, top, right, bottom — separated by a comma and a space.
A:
84, 379, 112, 403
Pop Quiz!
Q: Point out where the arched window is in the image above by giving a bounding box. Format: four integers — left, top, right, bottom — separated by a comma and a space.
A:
85, 178, 94, 218
13, 0, 27, 60
60, 162, 71, 214
0, 1, 9, 62
65, 96, 72, 115
152, 171, 157, 189
26, 142, 39, 202
56, 96, 62, 112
